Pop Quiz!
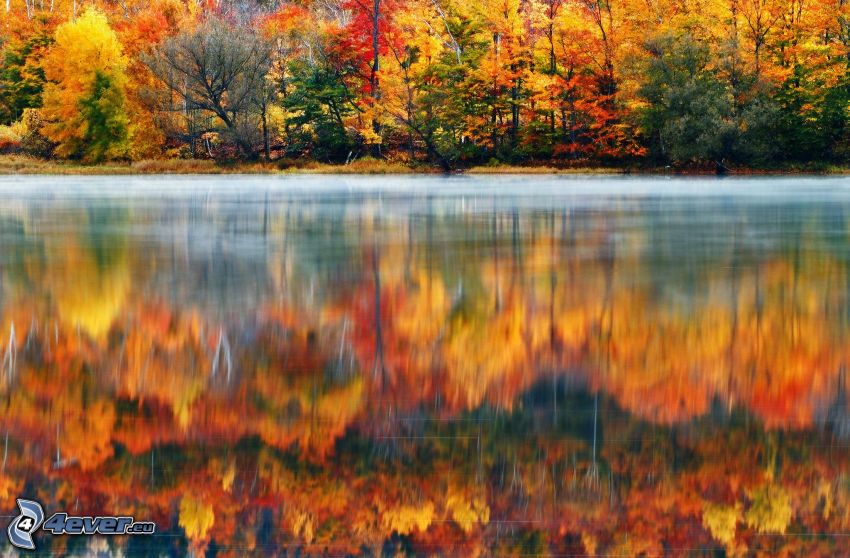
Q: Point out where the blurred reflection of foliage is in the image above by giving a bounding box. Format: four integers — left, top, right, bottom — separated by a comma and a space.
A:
0, 197, 849, 555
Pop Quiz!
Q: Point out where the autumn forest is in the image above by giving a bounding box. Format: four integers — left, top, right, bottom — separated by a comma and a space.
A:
1, 0, 850, 170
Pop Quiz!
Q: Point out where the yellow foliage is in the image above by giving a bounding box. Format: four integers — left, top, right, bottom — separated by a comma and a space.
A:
394, 271, 449, 344
179, 495, 215, 542
745, 484, 793, 534
9, 119, 27, 137
287, 509, 315, 543
444, 294, 528, 408
446, 489, 490, 533
0, 126, 21, 151
266, 105, 288, 140
41, 8, 128, 160
580, 533, 598, 556
702, 502, 741, 547
381, 501, 435, 535
47, 222, 130, 340
173, 381, 203, 430
221, 461, 236, 492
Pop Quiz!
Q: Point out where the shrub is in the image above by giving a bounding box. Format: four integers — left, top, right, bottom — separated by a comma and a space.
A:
20, 108, 54, 157
0, 126, 22, 153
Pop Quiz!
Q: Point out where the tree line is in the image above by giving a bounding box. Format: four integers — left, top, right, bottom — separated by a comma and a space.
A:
1, 0, 849, 170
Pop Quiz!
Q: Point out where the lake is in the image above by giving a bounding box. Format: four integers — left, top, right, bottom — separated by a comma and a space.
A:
1, 174, 850, 556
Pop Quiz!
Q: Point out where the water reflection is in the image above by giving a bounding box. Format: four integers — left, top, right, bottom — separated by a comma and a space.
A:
1, 176, 850, 556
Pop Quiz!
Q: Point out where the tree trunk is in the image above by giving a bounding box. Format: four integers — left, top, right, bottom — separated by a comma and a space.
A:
262, 107, 270, 162
370, 0, 383, 158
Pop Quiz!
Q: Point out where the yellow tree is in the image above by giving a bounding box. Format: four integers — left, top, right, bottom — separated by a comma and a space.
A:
41, 7, 129, 161
179, 495, 215, 555
457, 0, 530, 151
113, 0, 192, 159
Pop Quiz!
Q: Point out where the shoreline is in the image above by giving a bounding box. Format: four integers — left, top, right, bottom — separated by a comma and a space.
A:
0, 155, 848, 176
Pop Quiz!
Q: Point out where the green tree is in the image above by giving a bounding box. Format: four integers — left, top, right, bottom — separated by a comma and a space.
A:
0, 18, 52, 124
283, 62, 357, 163
381, 3, 490, 170
773, 67, 850, 164
41, 8, 130, 161
79, 71, 129, 163
639, 34, 737, 169
0, 17, 53, 124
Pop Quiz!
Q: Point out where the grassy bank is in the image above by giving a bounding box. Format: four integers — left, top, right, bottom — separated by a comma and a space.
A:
0, 154, 848, 176
0, 155, 428, 175
465, 164, 624, 174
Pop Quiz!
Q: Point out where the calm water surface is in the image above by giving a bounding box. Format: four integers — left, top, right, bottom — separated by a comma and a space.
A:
1, 174, 850, 556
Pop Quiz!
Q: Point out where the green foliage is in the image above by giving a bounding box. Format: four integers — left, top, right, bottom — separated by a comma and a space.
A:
496, 530, 550, 558
41, 8, 130, 161
639, 34, 737, 166
283, 64, 356, 163
78, 71, 129, 163
403, 51, 469, 168
2, 0, 848, 169
773, 67, 850, 163
0, 18, 52, 125
399, 19, 492, 169
732, 95, 783, 165
638, 33, 796, 168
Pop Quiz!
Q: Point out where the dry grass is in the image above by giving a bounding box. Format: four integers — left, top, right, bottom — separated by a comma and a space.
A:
0, 155, 135, 174
130, 159, 222, 173
468, 164, 850, 175
3, 154, 847, 176
0, 155, 425, 175
0, 156, 287, 175
282, 157, 424, 174
466, 164, 626, 174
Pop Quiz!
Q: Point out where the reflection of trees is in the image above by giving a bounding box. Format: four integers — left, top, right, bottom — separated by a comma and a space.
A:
1, 193, 850, 554
48, 207, 131, 339
0, 215, 45, 309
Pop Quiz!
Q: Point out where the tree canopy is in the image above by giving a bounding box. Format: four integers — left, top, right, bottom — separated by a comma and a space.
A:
0, 0, 848, 168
